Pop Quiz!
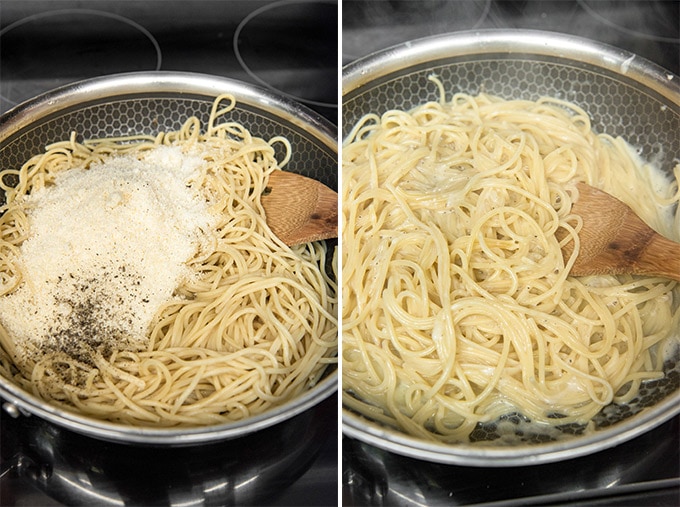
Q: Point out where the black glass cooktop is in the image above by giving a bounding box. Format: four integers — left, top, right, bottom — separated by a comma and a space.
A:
343, 416, 679, 506
1, 393, 337, 507
342, 0, 679, 76
0, 0, 338, 122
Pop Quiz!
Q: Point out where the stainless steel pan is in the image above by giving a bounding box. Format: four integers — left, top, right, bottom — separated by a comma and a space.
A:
0, 71, 338, 446
342, 29, 679, 466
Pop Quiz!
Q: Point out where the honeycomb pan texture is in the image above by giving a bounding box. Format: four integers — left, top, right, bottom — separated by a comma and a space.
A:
344, 57, 679, 177
2, 95, 337, 192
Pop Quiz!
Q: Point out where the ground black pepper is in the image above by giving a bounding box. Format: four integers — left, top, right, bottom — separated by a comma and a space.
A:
40, 270, 145, 369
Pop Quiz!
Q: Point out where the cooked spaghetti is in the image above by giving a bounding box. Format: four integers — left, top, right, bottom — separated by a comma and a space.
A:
342, 80, 679, 443
0, 94, 337, 426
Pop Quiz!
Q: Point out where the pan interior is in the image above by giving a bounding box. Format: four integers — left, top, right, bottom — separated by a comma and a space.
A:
0, 76, 338, 443
342, 45, 680, 461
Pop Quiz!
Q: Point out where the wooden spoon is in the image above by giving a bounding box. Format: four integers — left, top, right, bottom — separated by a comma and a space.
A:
561, 181, 680, 281
261, 170, 338, 246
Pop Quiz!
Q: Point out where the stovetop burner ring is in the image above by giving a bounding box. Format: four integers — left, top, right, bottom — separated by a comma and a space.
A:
0, 8, 163, 64
0, 8, 162, 111
233, 0, 337, 109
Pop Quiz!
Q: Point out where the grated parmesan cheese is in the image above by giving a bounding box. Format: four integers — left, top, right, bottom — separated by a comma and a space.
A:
0, 145, 217, 364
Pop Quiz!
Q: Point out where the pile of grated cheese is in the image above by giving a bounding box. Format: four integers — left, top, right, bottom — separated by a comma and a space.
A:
0, 145, 217, 364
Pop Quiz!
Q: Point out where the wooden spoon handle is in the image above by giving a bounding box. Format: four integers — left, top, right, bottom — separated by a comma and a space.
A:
636, 233, 680, 282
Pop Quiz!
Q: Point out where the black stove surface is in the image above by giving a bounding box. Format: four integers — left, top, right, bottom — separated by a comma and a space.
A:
343, 415, 679, 506
0, 0, 338, 122
0, 1, 338, 506
1, 393, 338, 507
342, 0, 679, 76
342, 1, 679, 506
